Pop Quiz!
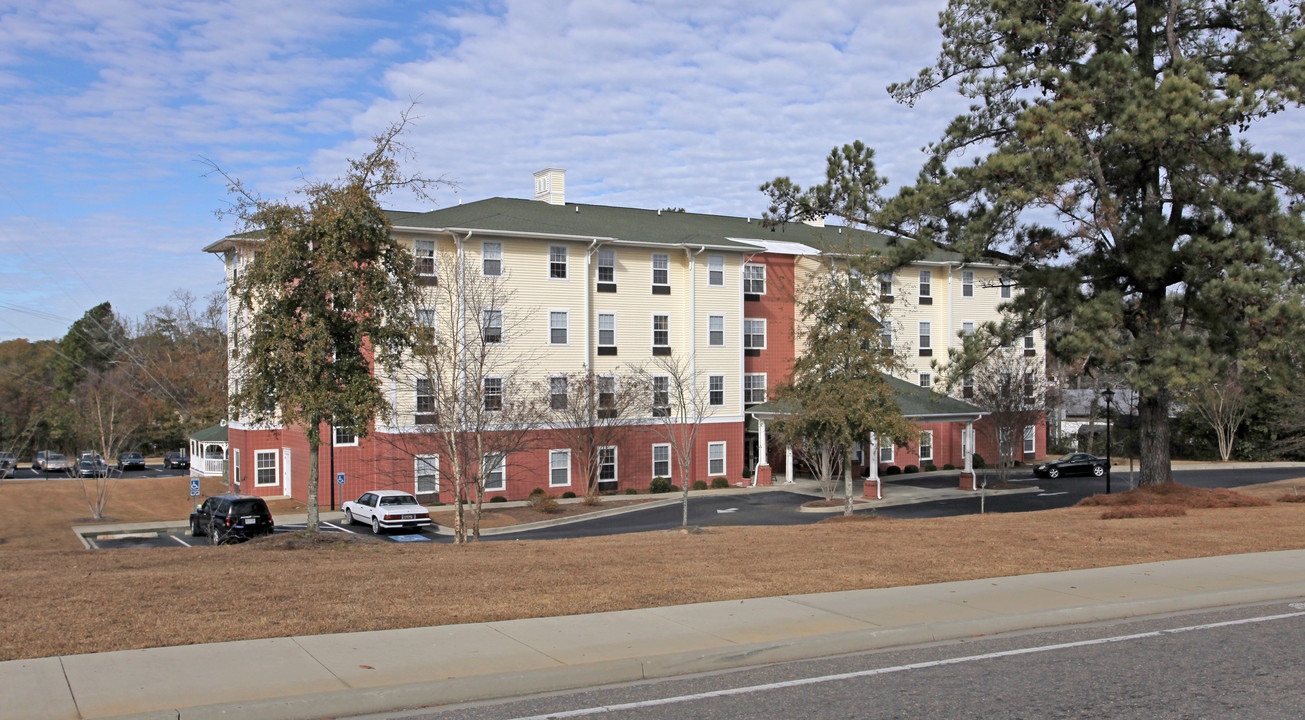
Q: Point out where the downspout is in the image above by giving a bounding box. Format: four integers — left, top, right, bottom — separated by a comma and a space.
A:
686, 245, 703, 488
456, 231, 473, 436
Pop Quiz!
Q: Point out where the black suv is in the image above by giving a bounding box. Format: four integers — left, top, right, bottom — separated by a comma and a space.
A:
190, 494, 275, 545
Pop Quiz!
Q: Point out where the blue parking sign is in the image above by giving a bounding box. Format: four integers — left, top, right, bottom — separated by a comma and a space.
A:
189, 478, 200, 497
336, 472, 346, 485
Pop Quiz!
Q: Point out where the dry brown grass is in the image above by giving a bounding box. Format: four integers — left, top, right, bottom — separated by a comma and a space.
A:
1076, 481, 1269, 510
435, 497, 659, 529
1100, 504, 1188, 520
2, 477, 1305, 662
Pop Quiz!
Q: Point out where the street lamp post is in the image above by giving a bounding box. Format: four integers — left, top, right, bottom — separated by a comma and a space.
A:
1102, 388, 1115, 494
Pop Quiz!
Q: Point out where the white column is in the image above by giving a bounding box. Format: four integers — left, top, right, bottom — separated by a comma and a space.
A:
785, 444, 794, 483
963, 421, 975, 474
757, 419, 768, 466
868, 432, 881, 499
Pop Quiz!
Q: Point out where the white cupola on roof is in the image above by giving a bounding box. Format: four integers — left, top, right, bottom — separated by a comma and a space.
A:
533, 168, 566, 205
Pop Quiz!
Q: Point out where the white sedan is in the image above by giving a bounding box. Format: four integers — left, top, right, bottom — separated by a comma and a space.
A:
341, 490, 433, 534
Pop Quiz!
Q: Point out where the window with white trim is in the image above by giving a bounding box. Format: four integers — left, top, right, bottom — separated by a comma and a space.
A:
652, 375, 670, 416
1024, 370, 1036, 401
852, 442, 863, 463
708, 374, 725, 407
879, 443, 894, 464
652, 253, 669, 287
652, 314, 670, 350
415, 377, 435, 416
881, 321, 893, 348
708, 255, 724, 286
744, 373, 767, 404
549, 311, 568, 345
708, 441, 726, 476
232, 448, 241, 485
597, 249, 615, 283
415, 454, 439, 494
918, 269, 932, 298
961, 321, 974, 337
919, 321, 932, 351
549, 449, 571, 487
743, 318, 766, 350
417, 307, 437, 344
962, 374, 974, 399
962, 270, 974, 297
598, 375, 616, 409
708, 315, 725, 347
482, 241, 503, 277
1024, 425, 1036, 455
549, 375, 568, 410
652, 444, 671, 479
414, 239, 435, 277
254, 449, 278, 486
743, 264, 766, 295
919, 431, 933, 463
482, 308, 503, 344
1024, 333, 1036, 352
598, 446, 617, 483
880, 273, 893, 297
549, 245, 567, 279
1001, 280, 1012, 299
334, 426, 357, 446
484, 453, 506, 491
598, 313, 616, 347
918, 372, 932, 389
483, 376, 503, 411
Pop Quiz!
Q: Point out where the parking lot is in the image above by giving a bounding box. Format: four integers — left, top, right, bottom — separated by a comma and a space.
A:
3, 464, 191, 482
84, 519, 444, 548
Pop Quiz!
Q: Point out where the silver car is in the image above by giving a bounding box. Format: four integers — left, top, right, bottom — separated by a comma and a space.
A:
33, 451, 70, 473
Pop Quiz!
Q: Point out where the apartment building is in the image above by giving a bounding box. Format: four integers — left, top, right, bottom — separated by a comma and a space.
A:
205, 169, 1044, 504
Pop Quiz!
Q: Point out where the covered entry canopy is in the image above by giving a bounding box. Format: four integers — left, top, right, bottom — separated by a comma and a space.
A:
187, 423, 229, 477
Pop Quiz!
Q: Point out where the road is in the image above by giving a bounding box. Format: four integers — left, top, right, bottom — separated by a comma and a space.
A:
377, 601, 1305, 720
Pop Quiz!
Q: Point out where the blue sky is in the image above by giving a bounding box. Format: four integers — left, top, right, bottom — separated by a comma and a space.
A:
1, 0, 1301, 341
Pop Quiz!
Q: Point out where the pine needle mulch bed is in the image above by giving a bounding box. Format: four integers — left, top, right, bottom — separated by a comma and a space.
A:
2, 478, 1305, 662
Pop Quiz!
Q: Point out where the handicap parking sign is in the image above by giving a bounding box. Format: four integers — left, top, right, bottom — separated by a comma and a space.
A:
336, 472, 346, 485
189, 478, 200, 497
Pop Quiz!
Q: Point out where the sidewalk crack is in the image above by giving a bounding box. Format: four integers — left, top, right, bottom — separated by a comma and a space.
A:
292, 637, 352, 688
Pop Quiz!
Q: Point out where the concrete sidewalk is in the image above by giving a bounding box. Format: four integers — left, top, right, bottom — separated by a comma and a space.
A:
9, 549, 1305, 720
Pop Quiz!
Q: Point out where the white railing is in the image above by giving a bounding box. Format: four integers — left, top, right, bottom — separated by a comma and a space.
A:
198, 458, 225, 476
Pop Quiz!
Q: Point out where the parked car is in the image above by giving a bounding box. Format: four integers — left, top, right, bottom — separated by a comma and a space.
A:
163, 452, 189, 470
75, 459, 101, 478
0, 452, 15, 478
1033, 453, 1108, 479
189, 494, 275, 545
117, 452, 146, 471
342, 490, 433, 534
33, 451, 70, 473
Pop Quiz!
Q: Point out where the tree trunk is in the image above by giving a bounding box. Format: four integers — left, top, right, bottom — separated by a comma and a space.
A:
1137, 388, 1174, 486
307, 428, 320, 532
843, 449, 854, 516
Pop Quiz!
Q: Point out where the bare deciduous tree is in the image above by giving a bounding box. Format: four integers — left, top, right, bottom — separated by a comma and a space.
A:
633, 354, 715, 528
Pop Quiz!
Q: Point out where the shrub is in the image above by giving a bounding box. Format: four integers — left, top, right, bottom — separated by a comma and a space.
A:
943, 463, 955, 471
884, 465, 902, 476
692, 480, 708, 490
669, 484, 681, 492
561, 491, 576, 499
741, 468, 753, 479
923, 463, 937, 472
972, 453, 987, 469
529, 493, 562, 513
711, 477, 730, 489
488, 495, 507, 503
904, 464, 920, 474
624, 488, 639, 495
581, 493, 601, 506
649, 476, 674, 494
529, 487, 546, 497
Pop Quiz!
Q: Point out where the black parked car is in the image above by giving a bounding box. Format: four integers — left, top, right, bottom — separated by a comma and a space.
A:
1033, 453, 1108, 479
190, 494, 275, 545
117, 452, 146, 471
163, 452, 189, 470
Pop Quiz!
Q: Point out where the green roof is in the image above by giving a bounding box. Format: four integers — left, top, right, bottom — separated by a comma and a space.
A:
748, 374, 985, 421
188, 424, 228, 443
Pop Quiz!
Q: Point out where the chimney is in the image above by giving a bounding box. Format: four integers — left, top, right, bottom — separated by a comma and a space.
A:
533, 168, 566, 205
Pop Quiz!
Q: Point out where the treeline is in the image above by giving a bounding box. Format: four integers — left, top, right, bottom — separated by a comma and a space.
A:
0, 290, 227, 460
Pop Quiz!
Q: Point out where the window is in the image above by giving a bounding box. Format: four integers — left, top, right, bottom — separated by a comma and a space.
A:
483, 242, 503, 276
652, 253, 669, 287
1024, 333, 1036, 355
961, 321, 974, 337
918, 269, 932, 298
549, 375, 568, 410
743, 318, 766, 350
1000, 371, 1013, 394
415, 455, 439, 494
880, 273, 893, 297
919, 372, 932, 389
598, 375, 616, 410
852, 442, 863, 463
549, 449, 571, 487
1024, 426, 1036, 455
962, 270, 974, 297
417, 307, 437, 343
708, 255, 724, 286
483, 376, 503, 411
879, 444, 894, 464
709, 374, 725, 407
652, 444, 671, 479
414, 239, 435, 277
652, 314, 670, 351
597, 249, 615, 283
962, 374, 974, 399
484, 454, 506, 491
549, 311, 568, 345
598, 313, 616, 351
232, 448, 241, 485
743, 264, 766, 295
549, 245, 567, 279
415, 378, 435, 415
254, 450, 277, 486
708, 315, 725, 346
881, 322, 894, 348
919, 321, 932, 354
598, 446, 617, 484
1024, 371, 1036, 401
708, 441, 726, 476
919, 431, 933, 462
745, 373, 767, 404
1001, 280, 1012, 299
652, 375, 670, 416
482, 309, 503, 344
334, 426, 357, 446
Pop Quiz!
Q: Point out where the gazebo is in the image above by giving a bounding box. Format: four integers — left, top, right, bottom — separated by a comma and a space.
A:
187, 424, 229, 477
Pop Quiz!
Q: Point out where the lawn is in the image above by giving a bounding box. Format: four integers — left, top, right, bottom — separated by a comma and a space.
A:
1, 474, 1304, 662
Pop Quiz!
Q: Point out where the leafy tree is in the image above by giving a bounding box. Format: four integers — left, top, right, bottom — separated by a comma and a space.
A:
767, 1, 1305, 486
216, 109, 450, 531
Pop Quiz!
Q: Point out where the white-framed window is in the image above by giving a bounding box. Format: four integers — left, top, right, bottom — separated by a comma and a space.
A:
254, 449, 278, 486
417, 306, 438, 341
484, 453, 506, 491
549, 311, 569, 345
652, 375, 670, 416
919, 321, 932, 350
1024, 370, 1036, 401
597, 249, 615, 283
598, 375, 616, 409
334, 426, 357, 446
852, 442, 863, 463
708, 374, 725, 407
962, 374, 974, 399
743, 318, 766, 350
598, 313, 616, 347
744, 373, 767, 404
652, 314, 670, 349
414, 239, 436, 277
918, 372, 932, 389
232, 448, 241, 485
1024, 425, 1036, 455
598, 446, 617, 483
482, 241, 503, 277
415, 377, 435, 416
962, 270, 974, 297
549, 449, 571, 487
415, 454, 439, 494
879, 273, 893, 297
549, 245, 568, 279
652, 253, 669, 287
918, 269, 932, 298
879, 443, 894, 464
483, 376, 503, 411
881, 321, 894, 347
1024, 333, 1036, 351
919, 431, 933, 462
708, 441, 726, 476
961, 320, 974, 337
652, 443, 671, 479
1001, 280, 1013, 299
708, 315, 725, 346
708, 255, 724, 286
549, 375, 568, 410
482, 308, 503, 344
743, 263, 766, 295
